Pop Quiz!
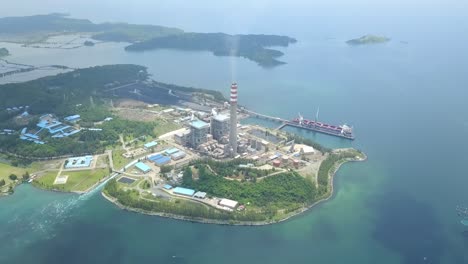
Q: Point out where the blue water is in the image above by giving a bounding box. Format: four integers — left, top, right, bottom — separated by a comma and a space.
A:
1, 3, 468, 263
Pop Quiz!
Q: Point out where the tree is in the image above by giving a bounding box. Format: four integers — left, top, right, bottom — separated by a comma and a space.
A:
160, 165, 172, 174
9, 174, 18, 181
22, 172, 30, 181
0, 179, 5, 186
182, 167, 193, 186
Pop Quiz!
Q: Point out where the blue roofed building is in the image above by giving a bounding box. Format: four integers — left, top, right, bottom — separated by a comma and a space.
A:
154, 156, 171, 166
144, 141, 158, 149
65, 156, 93, 169
135, 162, 151, 173
172, 187, 195, 197
148, 153, 164, 161
64, 115, 81, 122
164, 147, 179, 155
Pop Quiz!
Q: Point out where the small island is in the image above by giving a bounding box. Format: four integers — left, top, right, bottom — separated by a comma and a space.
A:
83, 40, 95, 47
0, 48, 9, 57
346, 34, 390, 45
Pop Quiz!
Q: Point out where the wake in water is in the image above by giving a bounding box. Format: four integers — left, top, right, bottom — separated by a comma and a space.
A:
5, 173, 118, 243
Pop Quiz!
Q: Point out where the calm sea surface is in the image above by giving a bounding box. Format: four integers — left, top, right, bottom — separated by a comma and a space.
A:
0, 10, 467, 264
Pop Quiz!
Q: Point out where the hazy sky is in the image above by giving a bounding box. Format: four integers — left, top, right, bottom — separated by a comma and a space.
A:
1, 0, 467, 33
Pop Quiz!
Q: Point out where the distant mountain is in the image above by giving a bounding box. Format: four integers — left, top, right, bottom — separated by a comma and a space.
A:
125, 33, 297, 67
0, 14, 297, 67
346, 35, 390, 45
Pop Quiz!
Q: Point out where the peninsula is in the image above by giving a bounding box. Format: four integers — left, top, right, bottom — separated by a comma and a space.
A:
346, 34, 390, 45
0, 65, 366, 224
0, 13, 296, 67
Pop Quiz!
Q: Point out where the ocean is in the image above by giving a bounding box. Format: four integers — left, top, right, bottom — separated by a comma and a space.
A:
0, 5, 467, 263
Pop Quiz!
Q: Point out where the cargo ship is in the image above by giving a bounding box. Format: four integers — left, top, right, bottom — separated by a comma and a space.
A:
288, 111, 355, 140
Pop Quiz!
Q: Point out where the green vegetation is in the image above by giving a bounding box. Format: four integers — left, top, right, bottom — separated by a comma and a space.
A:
0, 64, 145, 115
192, 158, 272, 181
0, 48, 9, 57
317, 150, 364, 195
346, 34, 390, 45
33, 168, 108, 192
104, 179, 267, 222
112, 148, 131, 170
0, 162, 27, 190
0, 14, 295, 67
151, 81, 226, 102
183, 164, 316, 208
141, 180, 151, 190
0, 116, 156, 159
104, 147, 365, 223
126, 33, 297, 67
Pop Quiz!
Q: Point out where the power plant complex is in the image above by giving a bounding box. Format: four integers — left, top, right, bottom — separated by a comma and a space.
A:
174, 82, 242, 158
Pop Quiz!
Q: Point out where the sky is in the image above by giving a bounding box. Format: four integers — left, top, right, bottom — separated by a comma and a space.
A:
1, 0, 467, 33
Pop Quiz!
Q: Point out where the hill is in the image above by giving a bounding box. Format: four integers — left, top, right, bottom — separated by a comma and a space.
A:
0, 14, 296, 67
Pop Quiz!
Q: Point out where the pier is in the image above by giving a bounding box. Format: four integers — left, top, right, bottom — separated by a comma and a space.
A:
242, 108, 355, 140
241, 108, 287, 123
0, 59, 74, 79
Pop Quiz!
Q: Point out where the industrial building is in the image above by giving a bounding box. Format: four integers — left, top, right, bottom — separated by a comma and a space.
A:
194, 191, 207, 199
36, 114, 81, 138
174, 130, 190, 146
144, 141, 158, 150
64, 114, 81, 122
135, 162, 151, 173
154, 156, 171, 166
165, 147, 179, 155
171, 151, 186, 161
211, 114, 230, 140
172, 187, 195, 197
148, 154, 171, 166
65, 156, 93, 169
219, 198, 238, 209
187, 120, 210, 148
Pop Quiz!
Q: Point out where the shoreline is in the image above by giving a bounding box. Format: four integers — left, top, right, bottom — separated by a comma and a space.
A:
101, 151, 367, 226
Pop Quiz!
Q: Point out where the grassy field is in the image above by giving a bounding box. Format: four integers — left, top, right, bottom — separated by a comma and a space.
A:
67, 168, 109, 192
31, 170, 59, 192
33, 168, 109, 192
112, 148, 132, 170
153, 121, 181, 137
0, 163, 28, 192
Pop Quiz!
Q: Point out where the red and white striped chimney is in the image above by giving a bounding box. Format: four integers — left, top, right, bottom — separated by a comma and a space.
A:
230, 83, 238, 104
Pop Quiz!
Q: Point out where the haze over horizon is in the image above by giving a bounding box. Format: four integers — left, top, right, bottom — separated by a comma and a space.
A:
1, 0, 467, 34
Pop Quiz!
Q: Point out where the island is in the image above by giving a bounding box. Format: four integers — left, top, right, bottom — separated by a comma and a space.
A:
0, 13, 296, 67
0, 48, 9, 57
83, 40, 95, 47
0, 64, 366, 224
346, 34, 390, 45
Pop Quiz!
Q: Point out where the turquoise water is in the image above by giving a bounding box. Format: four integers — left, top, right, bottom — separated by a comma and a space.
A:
1, 8, 468, 264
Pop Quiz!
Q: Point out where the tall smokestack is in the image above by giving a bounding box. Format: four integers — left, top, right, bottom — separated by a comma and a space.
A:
229, 82, 238, 155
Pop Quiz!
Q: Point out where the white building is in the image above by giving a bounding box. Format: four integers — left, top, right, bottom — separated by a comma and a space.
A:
219, 198, 238, 209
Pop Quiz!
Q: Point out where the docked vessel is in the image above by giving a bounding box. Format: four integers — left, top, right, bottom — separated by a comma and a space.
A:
288, 111, 355, 140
